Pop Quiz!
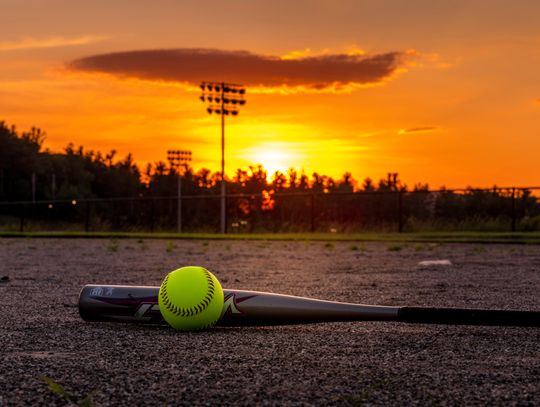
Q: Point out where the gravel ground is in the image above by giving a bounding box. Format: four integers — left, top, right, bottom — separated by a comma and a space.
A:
0, 238, 539, 406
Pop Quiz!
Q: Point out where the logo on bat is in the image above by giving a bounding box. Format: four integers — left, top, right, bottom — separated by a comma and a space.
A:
221, 293, 257, 317
134, 303, 160, 320
221, 293, 242, 316
90, 286, 114, 296
131, 293, 257, 320
90, 287, 103, 296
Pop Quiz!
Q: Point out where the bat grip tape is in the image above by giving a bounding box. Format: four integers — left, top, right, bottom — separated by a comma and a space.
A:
397, 307, 540, 327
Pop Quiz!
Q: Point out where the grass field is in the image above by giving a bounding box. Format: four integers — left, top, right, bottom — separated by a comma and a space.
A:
1, 230, 540, 244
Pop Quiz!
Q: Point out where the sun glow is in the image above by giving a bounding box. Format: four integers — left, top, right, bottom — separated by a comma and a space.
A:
244, 144, 299, 179
253, 150, 291, 176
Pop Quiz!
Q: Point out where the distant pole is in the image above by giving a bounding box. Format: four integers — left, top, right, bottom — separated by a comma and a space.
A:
51, 173, 56, 197
167, 149, 192, 233
221, 84, 226, 234
85, 201, 90, 232
150, 198, 155, 233
511, 187, 516, 232
310, 193, 316, 233
31, 172, 36, 203
398, 190, 404, 233
178, 175, 182, 233
200, 81, 246, 233
19, 205, 24, 232
0, 168, 4, 197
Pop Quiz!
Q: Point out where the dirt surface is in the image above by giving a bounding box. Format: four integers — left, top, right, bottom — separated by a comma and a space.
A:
0, 238, 539, 406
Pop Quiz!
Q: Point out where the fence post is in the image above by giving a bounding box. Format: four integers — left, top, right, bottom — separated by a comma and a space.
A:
85, 201, 90, 232
398, 190, 404, 233
310, 193, 315, 233
177, 176, 182, 233
511, 187, 516, 232
223, 190, 228, 234
150, 198, 155, 233
19, 204, 24, 232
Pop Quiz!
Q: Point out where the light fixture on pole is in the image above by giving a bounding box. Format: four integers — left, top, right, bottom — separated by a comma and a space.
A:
167, 149, 192, 233
199, 81, 246, 234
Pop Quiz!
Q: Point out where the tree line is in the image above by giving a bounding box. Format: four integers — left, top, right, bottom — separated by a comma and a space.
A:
1, 120, 539, 232
0, 120, 418, 201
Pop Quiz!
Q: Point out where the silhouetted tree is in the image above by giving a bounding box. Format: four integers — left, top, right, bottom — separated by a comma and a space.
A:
2, 119, 539, 232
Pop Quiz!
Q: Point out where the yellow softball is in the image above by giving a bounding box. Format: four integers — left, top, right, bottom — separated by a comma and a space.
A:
158, 266, 224, 331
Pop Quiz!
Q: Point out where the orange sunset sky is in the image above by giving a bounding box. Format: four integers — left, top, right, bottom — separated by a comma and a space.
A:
1, 0, 539, 188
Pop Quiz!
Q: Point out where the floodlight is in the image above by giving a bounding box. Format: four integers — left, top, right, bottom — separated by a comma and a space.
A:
198, 81, 247, 234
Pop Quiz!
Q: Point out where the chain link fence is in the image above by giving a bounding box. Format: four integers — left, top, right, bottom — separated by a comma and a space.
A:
1, 187, 539, 233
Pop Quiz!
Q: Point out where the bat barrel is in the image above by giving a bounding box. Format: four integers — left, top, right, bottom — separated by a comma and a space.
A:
219, 292, 400, 325
398, 307, 540, 327
78, 284, 400, 325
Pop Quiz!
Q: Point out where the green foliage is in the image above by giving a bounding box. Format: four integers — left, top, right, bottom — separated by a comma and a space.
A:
388, 243, 407, 251
349, 242, 367, 252
166, 240, 175, 252
1, 230, 540, 242
414, 243, 437, 251
107, 239, 118, 252
42, 376, 93, 406
519, 215, 540, 231
43, 376, 73, 403
137, 239, 148, 250
0, 121, 141, 202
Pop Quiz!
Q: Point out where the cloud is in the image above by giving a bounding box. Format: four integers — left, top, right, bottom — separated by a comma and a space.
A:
398, 126, 439, 135
0, 35, 109, 52
68, 48, 410, 92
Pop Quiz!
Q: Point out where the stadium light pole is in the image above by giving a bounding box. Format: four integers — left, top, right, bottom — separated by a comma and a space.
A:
167, 149, 192, 233
199, 81, 246, 233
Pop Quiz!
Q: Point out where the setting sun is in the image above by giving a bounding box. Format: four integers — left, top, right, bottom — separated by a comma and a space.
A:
244, 143, 299, 178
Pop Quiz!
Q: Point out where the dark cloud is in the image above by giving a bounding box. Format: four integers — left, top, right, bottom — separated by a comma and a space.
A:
399, 126, 439, 134
69, 48, 407, 90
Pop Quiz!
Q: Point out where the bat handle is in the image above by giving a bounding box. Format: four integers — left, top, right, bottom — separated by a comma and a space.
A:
397, 307, 540, 327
